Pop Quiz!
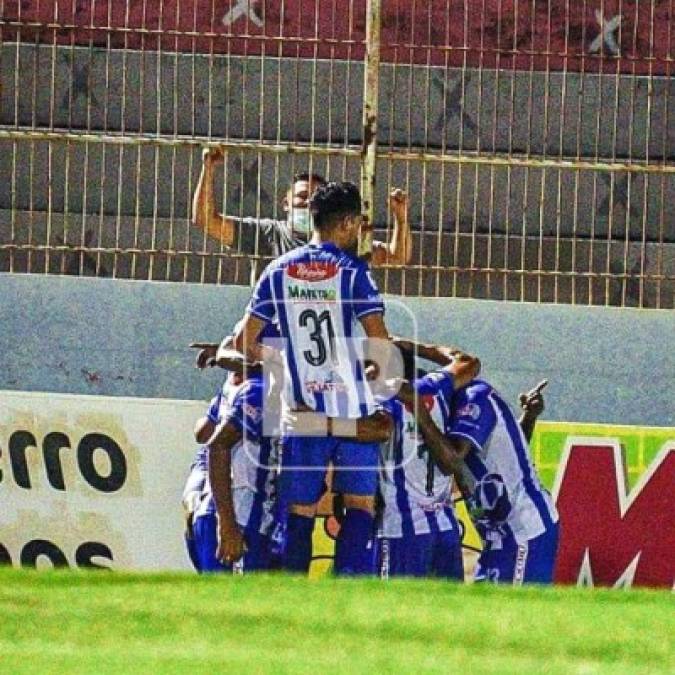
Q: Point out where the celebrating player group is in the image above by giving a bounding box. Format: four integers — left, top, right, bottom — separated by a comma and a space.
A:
183, 179, 559, 585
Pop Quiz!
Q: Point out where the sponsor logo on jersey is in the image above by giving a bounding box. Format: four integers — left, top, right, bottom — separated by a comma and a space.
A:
288, 261, 338, 281
242, 402, 263, 423
287, 285, 337, 302
513, 543, 529, 585
305, 379, 349, 393
418, 500, 449, 513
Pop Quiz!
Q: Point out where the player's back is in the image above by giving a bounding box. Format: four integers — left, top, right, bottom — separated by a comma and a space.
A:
248, 241, 384, 418
229, 375, 278, 536
450, 380, 558, 542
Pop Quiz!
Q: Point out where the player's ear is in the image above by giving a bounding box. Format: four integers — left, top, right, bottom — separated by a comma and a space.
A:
343, 214, 357, 231
281, 192, 290, 213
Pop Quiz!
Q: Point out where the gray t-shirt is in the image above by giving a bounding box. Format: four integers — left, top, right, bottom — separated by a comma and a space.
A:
231, 217, 308, 259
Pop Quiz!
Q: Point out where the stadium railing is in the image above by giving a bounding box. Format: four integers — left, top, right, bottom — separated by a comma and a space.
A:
0, 0, 672, 308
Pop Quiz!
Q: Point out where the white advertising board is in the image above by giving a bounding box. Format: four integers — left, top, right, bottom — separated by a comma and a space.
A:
0, 390, 205, 570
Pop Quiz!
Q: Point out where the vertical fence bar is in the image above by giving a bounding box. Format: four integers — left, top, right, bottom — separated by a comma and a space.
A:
359, 0, 381, 259
1, 1, 671, 306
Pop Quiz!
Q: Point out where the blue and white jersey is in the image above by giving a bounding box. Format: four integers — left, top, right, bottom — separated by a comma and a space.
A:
448, 380, 558, 544
206, 374, 245, 426
246, 241, 384, 419
183, 445, 208, 503
196, 375, 278, 536
378, 371, 460, 538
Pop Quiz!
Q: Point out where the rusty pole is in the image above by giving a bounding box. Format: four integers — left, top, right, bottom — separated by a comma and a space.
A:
359, 0, 381, 260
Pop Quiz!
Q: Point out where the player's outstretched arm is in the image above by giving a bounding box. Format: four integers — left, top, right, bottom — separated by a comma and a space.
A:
371, 188, 413, 266
208, 421, 245, 565
231, 313, 269, 363
400, 381, 471, 492
192, 146, 237, 247
194, 415, 216, 444
392, 336, 467, 367
518, 379, 548, 443
333, 409, 393, 443
189, 340, 261, 373
189, 342, 219, 369
359, 311, 395, 391
283, 409, 393, 443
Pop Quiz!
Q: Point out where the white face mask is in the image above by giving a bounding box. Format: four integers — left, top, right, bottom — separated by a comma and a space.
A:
288, 207, 312, 235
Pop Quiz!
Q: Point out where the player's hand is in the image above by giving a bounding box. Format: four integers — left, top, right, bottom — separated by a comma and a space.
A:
519, 380, 548, 417
202, 145, 225, 164
216, 518, 245, 565
189, 342, 218, 369
445, 352, 481, 388
389, 188, 408, 218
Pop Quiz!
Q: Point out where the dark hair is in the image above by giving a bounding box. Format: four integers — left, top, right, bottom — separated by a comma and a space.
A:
309, 181, 362, 231
292, 172, 327, 187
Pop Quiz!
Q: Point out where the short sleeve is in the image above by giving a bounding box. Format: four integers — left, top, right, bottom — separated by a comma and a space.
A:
246, 266, 276, 323
182, 447, 208, 498
231, 217, 276, 257
413, 370, 454, 400
223, 381, 263, 441
448, 386, 497, 452
352, 264, 384, 319
206, 394, 222, 425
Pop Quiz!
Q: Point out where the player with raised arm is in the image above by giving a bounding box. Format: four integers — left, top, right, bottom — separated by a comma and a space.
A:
395, 339, 559, 585
375, 349, 481, 580
193, 147, 412, 265
187, 336, 280, 572
231, 181, 394, 575
181, 368, 243, 572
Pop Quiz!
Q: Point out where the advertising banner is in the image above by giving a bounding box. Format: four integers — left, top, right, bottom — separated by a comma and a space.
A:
0, 390, 200, 571
1, 390, 673, 587
308, 421, 675, 587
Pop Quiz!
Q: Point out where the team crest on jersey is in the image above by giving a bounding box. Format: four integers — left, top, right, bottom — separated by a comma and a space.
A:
458, 403, 481, 420
243, 402, 263, 423
288, 261, 338, 281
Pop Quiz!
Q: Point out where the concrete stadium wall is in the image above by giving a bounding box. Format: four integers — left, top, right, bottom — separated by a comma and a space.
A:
3, 273, 673, 427
2, 45, 673, 241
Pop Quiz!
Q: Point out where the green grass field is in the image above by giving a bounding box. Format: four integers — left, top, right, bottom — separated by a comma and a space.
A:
0, 570, 672, 674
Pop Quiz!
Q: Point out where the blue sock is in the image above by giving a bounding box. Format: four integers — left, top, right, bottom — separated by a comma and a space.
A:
334, 508, 375, 576
283, 513, 314, 573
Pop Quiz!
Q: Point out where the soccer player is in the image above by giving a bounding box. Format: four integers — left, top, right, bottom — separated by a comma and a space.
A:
375, 349, 481, 580
192, 147, 412, 265
231, 181, 394, 575
185, 339, 279, 572
397, 340, 559, 585
205, 365, 279, 571
182, 380, 241, 572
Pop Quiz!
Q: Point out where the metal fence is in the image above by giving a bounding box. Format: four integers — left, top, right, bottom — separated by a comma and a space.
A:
1, 1, 673, 308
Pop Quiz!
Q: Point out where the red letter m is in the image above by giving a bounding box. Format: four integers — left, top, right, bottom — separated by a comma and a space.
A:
553, 439, 674, 588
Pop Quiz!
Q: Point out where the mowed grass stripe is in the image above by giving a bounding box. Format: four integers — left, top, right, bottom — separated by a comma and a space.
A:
0, 570, 672, 674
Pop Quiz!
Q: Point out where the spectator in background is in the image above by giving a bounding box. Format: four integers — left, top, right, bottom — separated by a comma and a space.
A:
192, 147, 412, 265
